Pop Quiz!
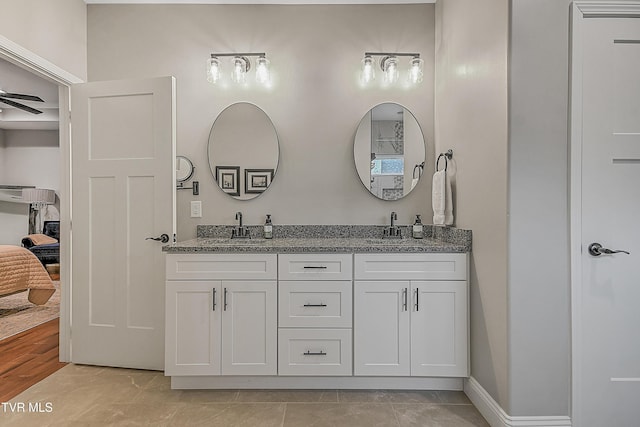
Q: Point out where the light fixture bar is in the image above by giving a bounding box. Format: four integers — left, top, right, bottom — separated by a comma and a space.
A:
364, 52, 420, 58
210, 53, 266, 58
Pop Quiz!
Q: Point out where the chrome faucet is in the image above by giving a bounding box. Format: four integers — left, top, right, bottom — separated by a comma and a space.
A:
384, 211, 402, 238
231, 211, 250, 239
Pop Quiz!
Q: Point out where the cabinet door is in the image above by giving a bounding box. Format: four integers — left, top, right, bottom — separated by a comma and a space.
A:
354, 281, 410, 376
165, 281, 221, 376
411, 281, 468, 377
221, 281, 277, 375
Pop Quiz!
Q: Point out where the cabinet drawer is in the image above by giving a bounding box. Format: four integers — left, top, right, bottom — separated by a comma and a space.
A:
278, 329, 352, 376
278, 254, 352, 281
166, 254, 277, 280
354, 253, 467, 281
279, 281, 352, 328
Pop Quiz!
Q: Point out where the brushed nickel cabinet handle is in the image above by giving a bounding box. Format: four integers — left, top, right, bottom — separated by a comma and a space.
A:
303, 351, 327, 356
303, 303, 327, 307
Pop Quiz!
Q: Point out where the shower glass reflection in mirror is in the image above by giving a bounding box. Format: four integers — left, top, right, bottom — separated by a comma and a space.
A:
354, 103, 425, 200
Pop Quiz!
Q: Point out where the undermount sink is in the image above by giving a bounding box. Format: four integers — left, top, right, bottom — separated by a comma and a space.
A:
208, 238, 267, 244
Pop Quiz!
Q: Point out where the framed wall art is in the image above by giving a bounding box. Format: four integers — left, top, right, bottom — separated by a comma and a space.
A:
245, 169, 274, 194
215, 166, 240, 196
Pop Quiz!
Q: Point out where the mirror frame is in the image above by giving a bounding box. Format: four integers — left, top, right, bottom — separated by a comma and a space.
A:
207, 102, 280, 201
353, 102, 426, 201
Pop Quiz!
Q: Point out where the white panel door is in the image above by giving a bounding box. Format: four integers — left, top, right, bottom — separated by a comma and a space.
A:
165, 281, 221, 376
411, 281, 467, 377
221, 281, 277, 375
577, 15, 640, 426
71, 77, 175, 370
354, 281, 410, 376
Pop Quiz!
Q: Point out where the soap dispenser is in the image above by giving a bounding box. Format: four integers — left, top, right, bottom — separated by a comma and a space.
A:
264, 214, 273, 239
412, 214, 424, 239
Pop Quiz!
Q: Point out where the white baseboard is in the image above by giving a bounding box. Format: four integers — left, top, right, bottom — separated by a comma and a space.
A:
464, 377, 572, 427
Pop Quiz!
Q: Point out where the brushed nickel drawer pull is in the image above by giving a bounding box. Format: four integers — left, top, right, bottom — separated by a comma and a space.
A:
303, 266, 328, 269
303, 350, 327, 356
303, 303, 327, 307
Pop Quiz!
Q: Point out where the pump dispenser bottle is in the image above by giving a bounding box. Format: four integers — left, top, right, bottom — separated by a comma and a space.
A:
264, 214, 273, 239
412, 214, 424, 239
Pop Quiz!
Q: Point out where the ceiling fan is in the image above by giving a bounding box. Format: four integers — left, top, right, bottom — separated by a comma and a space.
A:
0, 89, 44, 114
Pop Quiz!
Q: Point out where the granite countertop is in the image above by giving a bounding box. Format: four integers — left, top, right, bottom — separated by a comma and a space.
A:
163, 225, 471, 254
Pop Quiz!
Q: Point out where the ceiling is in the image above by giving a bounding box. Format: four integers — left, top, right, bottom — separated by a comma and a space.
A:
0, 59, 59, 131
84, 1, 434, 4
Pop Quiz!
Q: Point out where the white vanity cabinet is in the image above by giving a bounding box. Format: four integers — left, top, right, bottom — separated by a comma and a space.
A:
354, 253, 469, 378
277, 254, 353, 376
165, 254, 277, 376
164, 248, 469, 389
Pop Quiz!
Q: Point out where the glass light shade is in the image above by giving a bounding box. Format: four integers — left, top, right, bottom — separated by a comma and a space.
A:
255, 56, 271, 85
231, 57, 247, 84
408, 57, 424, 84
382, 57, 399, 85
361, 55, 376, 85
207, 57, 221, 84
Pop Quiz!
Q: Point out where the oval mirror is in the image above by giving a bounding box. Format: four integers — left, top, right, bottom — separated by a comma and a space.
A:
176, 156, 194, 183
208, 103, 279, 200
354, 103, 426, 200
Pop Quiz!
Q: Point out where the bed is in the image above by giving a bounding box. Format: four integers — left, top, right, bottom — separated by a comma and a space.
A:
0, 245, 56, 305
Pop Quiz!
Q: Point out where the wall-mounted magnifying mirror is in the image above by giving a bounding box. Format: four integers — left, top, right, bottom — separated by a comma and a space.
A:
176, 156, 194, 183
354, 103, 426, 200
176, 156, 199, 195
208, 102, 279, 200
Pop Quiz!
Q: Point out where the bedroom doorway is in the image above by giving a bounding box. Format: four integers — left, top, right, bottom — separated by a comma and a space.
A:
0, 35, 82, 362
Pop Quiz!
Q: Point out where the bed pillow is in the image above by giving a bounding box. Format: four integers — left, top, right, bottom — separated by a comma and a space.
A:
22, 233, 58, 247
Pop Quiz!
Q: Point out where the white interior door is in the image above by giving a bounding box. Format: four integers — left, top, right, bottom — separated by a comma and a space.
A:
71, 76, 176, 370
574, 13, 640, 426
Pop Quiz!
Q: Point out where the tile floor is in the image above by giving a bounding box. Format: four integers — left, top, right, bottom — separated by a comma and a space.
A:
3, 365, 489, 426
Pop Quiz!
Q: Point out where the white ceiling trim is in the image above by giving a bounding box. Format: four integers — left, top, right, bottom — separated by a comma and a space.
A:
84, 1, 435, 4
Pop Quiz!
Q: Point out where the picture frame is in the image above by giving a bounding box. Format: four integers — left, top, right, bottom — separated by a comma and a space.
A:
215, 166, 240, 196
245, 169, 274, 194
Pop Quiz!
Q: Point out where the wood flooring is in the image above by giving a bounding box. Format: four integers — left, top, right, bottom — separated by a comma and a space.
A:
0, 318, 66, 402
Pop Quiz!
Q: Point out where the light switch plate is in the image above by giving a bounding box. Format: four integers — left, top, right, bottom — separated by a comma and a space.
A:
190, 201, 202, 218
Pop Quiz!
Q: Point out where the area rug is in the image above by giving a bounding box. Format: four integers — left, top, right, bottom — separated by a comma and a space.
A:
0, 280, 60, 341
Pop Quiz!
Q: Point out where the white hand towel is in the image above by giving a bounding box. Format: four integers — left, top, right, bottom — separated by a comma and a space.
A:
432, 169, 454, 225
411, 177, 419, 190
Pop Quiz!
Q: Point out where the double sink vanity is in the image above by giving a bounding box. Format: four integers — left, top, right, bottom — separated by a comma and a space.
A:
163, 222, 471, 391
167, 99, 468, 390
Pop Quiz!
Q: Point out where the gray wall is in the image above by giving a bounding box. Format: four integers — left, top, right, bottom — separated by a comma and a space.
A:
435, 0, 510, 411
507, 0, 572, 417
0, 130, 60, 244
0, 0, 87, 80
87, 4, 436, 240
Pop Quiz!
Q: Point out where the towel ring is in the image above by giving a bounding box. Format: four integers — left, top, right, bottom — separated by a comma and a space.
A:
413, 162, 424, 179
436, 153, 448, 172
436, 149, 453, 172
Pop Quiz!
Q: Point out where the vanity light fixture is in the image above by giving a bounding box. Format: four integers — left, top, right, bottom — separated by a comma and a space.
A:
408, 57, 424, 84
207, 53, 271, 87
206, 56, 221, 84
360, 52, 423, 87
361, 55, 376, 85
